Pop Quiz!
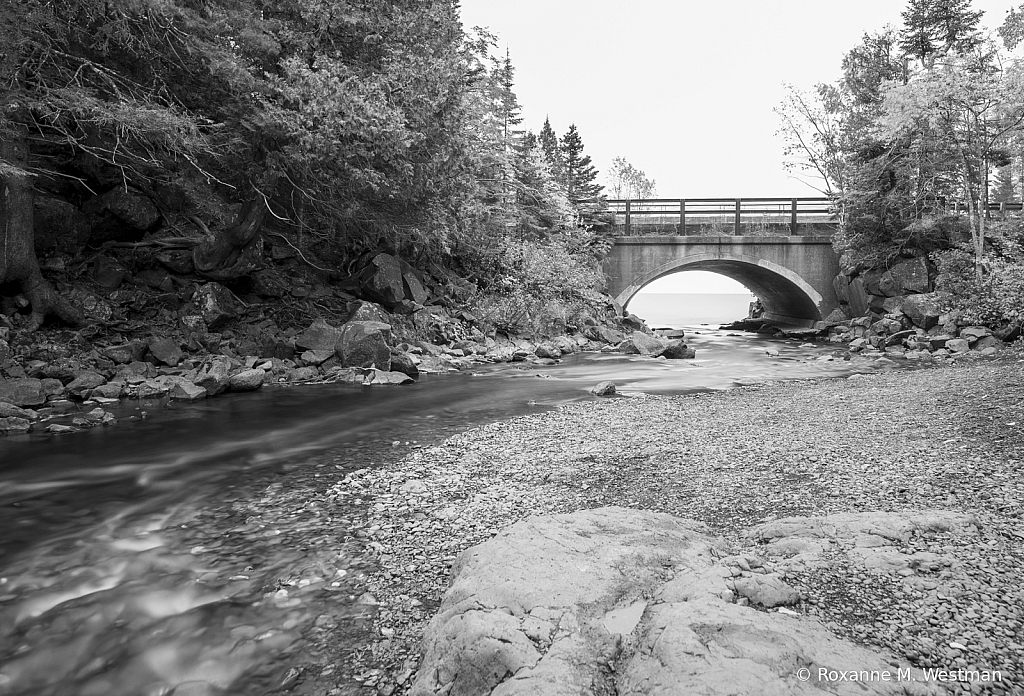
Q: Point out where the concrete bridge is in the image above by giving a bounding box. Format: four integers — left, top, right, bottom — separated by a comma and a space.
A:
604, 235, 841, 327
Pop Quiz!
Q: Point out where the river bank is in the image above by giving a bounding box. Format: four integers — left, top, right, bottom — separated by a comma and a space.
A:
307, 356, 1024, 695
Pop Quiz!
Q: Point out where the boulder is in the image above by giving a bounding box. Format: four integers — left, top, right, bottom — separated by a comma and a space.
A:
946, 338, 970, 354
361, 253, 406, 308
191, 282, 238, 330
0, 402, 36, 419
390, 352, 420, 379
0, 417, 31, 434
822, 307, 849, 325
927, 334, 953, 350
659, 340, 695, 359
296, 318, 346, 352
973, 335, 1002, 351
299, 349, 335, 366
196, 356, 232, 396
888, 257, 931, 294
147, 337, 183, 367
66, 371, 106, 399
832, 274, 850, 305
591, 381, 616, 396
227, 368, 265, 392
349, 300, 391, 324
534, 343, 561, 359
98, 187, 160, 230
288, 366, 320, 382
994, 323, 1022, 342
168, 381, 207, 401
335, 321, 392, 370
362, 368, 414, 385
101, 342, 145, 365
629, 330, 664, 356
584, 325, 625, 344
92, 254, 128, 289
92, 382, 125, 399
959, 325, 992, 342
901, 293, 943, 330
402, 270, 429, 306
620, 313, 647, 331
846, 276, 870, 317
136, 379, 169, 398
881, 296, 906, 315
411, 508, 939, 696
0, 378, 47, 407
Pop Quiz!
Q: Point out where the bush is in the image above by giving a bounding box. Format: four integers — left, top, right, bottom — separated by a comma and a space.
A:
470, 233, 610, 337
931, 245, 1024, 327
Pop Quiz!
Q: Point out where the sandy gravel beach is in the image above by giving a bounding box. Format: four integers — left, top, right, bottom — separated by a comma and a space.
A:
309, 357, 1024, 695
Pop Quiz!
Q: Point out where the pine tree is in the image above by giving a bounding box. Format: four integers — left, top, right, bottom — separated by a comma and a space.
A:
899, 0, 984, 63
560, 124, 603, 203
538, 117, 564, 184
494, 49, 524, 148
991, 164, 1017, 204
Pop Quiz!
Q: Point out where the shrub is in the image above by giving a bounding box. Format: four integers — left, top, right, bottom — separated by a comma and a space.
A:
932, 245, 1024, 327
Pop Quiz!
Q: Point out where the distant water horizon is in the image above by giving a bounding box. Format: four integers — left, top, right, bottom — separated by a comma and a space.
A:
626, 292, 755, 328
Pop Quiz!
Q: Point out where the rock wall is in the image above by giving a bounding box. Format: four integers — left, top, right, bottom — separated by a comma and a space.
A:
820, 254, 1020, 358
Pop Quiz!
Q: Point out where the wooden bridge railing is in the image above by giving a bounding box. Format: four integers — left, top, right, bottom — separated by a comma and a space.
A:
608, 197, 1024, 237
607, 197, 835, 236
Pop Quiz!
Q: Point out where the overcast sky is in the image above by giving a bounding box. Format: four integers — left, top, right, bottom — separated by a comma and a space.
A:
459, 0, 1019, 199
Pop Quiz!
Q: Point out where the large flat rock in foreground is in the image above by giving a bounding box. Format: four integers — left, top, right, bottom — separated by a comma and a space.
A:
411, 507, 941, 696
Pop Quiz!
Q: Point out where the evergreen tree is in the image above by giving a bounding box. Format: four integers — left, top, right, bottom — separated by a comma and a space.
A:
992, 164, 1017, 204
538, 117, 564, 183
560, 124, 603, 203
493, 49, 524, 148
898, 0, 984, 63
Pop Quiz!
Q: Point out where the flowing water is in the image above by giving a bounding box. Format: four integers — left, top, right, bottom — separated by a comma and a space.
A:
0, 329, 895, 695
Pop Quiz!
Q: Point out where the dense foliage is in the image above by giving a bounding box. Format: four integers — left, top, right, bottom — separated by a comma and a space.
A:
0, 0, 609, 327
777, 0, 1024, 328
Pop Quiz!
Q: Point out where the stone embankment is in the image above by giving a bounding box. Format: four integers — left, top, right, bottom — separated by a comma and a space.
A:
827, 255, 1018, 359
0, 247, 698, 436
317, 360, 1023, 696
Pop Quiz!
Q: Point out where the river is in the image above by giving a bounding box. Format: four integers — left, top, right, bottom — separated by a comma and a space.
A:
0, 328, 895, 695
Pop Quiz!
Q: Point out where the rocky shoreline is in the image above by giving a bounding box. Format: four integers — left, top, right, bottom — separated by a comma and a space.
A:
291, 356, 1024, 695
0, 247, 706, 436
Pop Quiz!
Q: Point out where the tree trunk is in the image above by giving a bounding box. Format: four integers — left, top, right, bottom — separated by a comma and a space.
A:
192, 173, 280, 281
0, 132, 84, 330
967, 189, 985, 284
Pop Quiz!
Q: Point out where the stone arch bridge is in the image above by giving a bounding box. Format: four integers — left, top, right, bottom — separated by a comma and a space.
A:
603, 235, 840, 327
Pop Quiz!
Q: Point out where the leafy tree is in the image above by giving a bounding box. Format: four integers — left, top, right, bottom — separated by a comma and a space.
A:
606, 157, 657, 200
775, 84, 848, 196
877, 45, 1024, 279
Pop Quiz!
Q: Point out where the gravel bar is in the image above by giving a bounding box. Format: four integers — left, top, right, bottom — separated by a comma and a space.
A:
326, 358, 1024, 695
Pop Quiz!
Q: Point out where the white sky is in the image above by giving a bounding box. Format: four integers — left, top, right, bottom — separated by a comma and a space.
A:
459, 0, 1018, 199
459, 0, 1018, 293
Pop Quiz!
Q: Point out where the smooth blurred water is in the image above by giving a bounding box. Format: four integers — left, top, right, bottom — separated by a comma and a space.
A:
625, 292, 755, 327
0, 331, 884, 696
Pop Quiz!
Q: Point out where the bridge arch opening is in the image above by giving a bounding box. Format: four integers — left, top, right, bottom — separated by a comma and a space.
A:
616, 254, 824, 326
626, 271, 755, 326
